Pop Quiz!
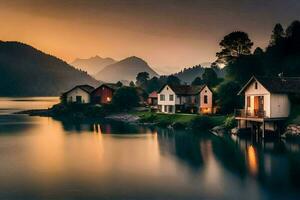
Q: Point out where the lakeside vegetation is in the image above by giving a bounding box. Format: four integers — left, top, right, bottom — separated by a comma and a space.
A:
133, 111, 227, 129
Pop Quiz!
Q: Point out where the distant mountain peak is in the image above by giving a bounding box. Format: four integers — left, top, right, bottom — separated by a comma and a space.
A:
95, 56, 159, 82
71, 56, 116, 75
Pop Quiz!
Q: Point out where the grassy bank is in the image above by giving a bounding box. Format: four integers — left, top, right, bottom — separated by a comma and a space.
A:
133, 111, 227, 129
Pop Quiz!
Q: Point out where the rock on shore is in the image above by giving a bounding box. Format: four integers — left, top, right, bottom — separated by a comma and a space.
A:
105, 114, 140, 123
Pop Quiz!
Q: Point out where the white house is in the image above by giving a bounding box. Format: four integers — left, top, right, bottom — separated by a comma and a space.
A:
63, 85, 95, 104
235, 76, 300, 137
157, 84, 213, 114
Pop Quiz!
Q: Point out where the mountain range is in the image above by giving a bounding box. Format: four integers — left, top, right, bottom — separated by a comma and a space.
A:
0, 41, 223, 96
0, 41, 99, 96
71, 56, 116, 75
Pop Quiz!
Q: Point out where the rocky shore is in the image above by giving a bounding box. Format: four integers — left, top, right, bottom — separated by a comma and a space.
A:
105, 113, 140, 123
283, 124, 300, 139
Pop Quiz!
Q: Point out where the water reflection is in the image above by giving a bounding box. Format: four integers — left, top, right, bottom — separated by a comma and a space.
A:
1, 98, 300, 199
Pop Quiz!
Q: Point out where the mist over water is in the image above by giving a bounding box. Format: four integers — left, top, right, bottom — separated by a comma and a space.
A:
0, 97, 300, 199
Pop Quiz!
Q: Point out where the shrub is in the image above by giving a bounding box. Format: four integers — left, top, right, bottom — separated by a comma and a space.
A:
112, 87, 140, 111
224, 115, 237, 129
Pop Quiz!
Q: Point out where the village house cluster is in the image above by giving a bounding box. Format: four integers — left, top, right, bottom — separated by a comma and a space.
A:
61, 75, 300, 137
61, 83, 120, 105
62, 83, 214, 115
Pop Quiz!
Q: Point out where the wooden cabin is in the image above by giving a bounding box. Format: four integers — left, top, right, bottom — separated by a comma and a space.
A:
235, 76, 300, 137
91, 83, 120, 104
157, 84, 213, 114
62, 85, 95, 104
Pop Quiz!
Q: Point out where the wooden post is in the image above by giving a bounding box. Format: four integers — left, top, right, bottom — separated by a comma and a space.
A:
262, 121, 265, 138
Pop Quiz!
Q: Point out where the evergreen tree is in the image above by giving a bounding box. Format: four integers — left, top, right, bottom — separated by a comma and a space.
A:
216, 31, 253, 65
269, 23, 285, 46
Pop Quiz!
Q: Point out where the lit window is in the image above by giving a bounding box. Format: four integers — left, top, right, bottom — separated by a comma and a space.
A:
106, 97, 111, 102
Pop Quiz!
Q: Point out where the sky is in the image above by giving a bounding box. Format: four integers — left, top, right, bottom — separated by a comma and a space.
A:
0, 0, 299, 74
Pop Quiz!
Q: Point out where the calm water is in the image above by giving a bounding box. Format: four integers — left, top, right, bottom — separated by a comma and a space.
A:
0, 97, 300, 199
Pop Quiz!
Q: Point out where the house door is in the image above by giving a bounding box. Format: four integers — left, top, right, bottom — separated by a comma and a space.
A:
254, 96, 264, 116
258, 96, 264, 111
76, 96, 82, 103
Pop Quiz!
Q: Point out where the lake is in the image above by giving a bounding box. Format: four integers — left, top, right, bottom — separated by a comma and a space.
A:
0, 97, 300, 199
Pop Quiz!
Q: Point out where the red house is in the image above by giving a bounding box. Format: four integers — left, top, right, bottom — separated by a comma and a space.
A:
91, 83, 121, 104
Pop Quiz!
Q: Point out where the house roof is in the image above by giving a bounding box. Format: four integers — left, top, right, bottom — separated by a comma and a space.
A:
103, 83, 121, 91
158, 84, 207, 95
92, 83, 121, 93
148, 91, 158, 98
238, 76, 300, 95
63, 84, 95, 95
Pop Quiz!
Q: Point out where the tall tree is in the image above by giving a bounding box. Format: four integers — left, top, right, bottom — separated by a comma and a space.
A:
167, 75, 181, 86
286, 20, 300, 38
253, 47, 264, 55
269, 23, 285, 46
202, 68, 218, 87
136, 72, 149, 88
116, 81, 123, 87
216, 31, 253, 65
191, 77, 203, 85
146, 76, 161, 93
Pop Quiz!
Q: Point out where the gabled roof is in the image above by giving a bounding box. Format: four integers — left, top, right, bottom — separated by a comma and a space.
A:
63, 84, 95, 95
238, 76, 300, 95
93, 83, 121, 92
103, 83, 121, 91
158, 84, 207, 95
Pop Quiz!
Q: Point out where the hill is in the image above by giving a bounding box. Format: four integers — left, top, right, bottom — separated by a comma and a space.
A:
173, 65, 225, 83
71, 56, 116, 75
0, 41, 99, 96
173, 65, 206, 83
95, 56, 159, 82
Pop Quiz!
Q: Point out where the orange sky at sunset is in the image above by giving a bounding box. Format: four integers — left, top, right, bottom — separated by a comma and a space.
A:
0, 0, 299, 74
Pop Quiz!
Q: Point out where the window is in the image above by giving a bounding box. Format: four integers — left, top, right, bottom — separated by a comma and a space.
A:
255, 82, 258, 89
164, 105, 167, 112
169, 94, 174, 101
204, 95, 208, 104
160, 94, 165, 101
168, 105, 173, 113
247, 96, 251, 108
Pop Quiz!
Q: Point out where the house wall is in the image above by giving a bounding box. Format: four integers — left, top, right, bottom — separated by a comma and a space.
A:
244, 80, 271, 117
270, 94, 290, 118
199, 86, 213, 113
158, 85, 176, 113
66, 88, 90, 103
92, 86, 114, 104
